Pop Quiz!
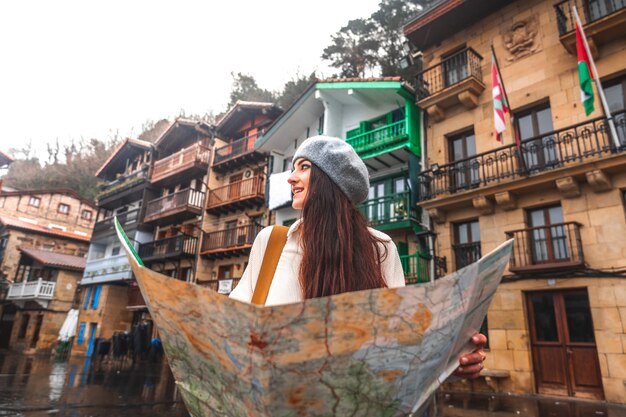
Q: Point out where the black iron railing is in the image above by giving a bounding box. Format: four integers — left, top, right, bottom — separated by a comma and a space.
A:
93, 208, 140, 235
214, 133, 259, 165
453, 242, 481, 270
555, 0, 626, 35
138, 235, 198, 261
506, 222, 584, 272
418, 111, 626, 201
415, 47, 483, 100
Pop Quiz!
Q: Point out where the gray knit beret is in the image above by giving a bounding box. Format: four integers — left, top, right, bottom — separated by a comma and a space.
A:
292, 135, 369, 204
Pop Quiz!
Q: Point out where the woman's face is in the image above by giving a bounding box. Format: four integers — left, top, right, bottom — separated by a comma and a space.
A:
288, 158, 311, 210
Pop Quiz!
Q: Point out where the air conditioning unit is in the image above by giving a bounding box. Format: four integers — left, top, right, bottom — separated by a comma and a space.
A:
244, 169, 253, 178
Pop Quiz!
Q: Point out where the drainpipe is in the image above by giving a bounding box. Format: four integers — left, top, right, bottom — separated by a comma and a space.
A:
191, 127, 216, 285
419, 110, 436, 283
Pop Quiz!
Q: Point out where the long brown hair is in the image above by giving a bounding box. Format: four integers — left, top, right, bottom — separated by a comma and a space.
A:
299, 164, 388, 299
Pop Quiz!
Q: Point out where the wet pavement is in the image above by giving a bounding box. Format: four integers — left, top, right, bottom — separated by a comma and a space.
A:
0, 353, 625, 416
0, 353, 187, 417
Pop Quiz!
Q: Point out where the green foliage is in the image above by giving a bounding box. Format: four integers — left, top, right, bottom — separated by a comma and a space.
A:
228, 72, 276, 108
4, 137, 122, 201
276, 72, 317, 110
322, 0, 437, 77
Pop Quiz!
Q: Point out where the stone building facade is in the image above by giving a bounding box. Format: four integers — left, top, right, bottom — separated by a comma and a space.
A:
404, 0, 626, 403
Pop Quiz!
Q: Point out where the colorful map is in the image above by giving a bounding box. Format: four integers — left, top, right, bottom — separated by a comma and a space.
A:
115, 218, 512, 417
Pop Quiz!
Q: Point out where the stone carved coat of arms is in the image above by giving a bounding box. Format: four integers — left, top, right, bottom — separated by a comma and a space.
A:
504, 17, 540, 61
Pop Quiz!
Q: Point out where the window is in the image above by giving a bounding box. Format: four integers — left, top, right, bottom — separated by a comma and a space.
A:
527, 205, 569, 264
587, 0, 626, 21
448, 130, 478, 190
453, 220, 481, 270
515, 103, 557, 170
81, 210, 92, 220
58, 203, 70, 214
76, 322, 86, 345
83, 287, 92, 310
29, 197, 40, 207
365, 176, 409, 224
604, 76, 626, 145
90, 286, 102, 309
443, 47, 468, 87
111, 245, 121, 256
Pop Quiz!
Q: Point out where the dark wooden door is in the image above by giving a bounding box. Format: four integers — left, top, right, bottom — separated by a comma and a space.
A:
229, 173, 243, 200
526, 289, 604, 400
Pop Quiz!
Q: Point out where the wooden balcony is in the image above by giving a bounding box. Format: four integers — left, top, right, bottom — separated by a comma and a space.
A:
138, 235, 198, 262
199, 225, 261, 259
151, 142, 210, 185
357, 191, 417, 232
506, 222, 584, 274
453, 242, 482, 271
347, 120, 409, 160
418, 111, 626, 202
555, 0, 626, 56
415, 47, 485, 122
144, 188, 204, 225
97, 166, 149, 205
93, 208, 140, 237
7, 279, 55, 308
198, 278, 241, 295
206, 175, 265, 215
212, 133, 266, 173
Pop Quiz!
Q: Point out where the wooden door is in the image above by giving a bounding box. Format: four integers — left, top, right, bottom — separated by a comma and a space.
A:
229, 173, 243, 201
526, 289, 604, 400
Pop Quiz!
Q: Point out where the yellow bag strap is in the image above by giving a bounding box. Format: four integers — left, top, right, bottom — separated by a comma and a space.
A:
251, 225, 289, 306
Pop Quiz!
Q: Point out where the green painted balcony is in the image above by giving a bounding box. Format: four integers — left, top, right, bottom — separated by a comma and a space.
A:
401, 252, 432, 285
347, 119, 409, 159
358, 191, 418, 232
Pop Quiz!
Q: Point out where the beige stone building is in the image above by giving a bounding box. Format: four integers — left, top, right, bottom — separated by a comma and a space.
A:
404, 0, 626, 404
0, 189, 94, 352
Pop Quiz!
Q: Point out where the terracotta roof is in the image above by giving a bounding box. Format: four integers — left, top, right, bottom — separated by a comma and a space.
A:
0, 214, 92, 242
216, 100, 281, 130
0, 189, 96, 209
318, 76, 403, 83
95, 137, 153, 178
19, 247, 86, 271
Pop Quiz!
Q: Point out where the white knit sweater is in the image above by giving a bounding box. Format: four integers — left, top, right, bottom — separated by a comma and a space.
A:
229, 219, 406, 306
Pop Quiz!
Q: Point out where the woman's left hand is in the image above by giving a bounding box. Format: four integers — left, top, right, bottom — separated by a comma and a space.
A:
454, 333, 487, 379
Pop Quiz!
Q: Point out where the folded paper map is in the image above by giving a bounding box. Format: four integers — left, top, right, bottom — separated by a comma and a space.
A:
115, 218, 513, 417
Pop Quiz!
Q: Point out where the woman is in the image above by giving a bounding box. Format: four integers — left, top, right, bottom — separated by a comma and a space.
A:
230, 135, 486, 379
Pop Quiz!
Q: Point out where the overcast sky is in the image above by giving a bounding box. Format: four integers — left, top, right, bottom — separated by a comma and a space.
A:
0, 0, 381, 159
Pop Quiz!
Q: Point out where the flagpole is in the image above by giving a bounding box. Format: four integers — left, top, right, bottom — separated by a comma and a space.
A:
572, 6, 621, 149
491, 44, 527, 174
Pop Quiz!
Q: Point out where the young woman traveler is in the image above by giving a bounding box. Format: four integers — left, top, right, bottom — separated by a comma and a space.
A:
230, 135, 486, 379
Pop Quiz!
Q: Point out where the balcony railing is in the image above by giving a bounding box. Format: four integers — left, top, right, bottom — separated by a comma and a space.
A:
214, 134, 258, 165
418, 111, 626, 201
358, 191, 416, 229
97, 166, 149, 201
415, 47, 483, 101
401, 253, 432, 285
138, 235, 198, 262
198, 278, 242, 294
7, 279, 55, 300
93, 208, 140, 236
453, 242, 482, 270
144, 188, 204, 223
347, 120, 407, 156
555, 0, 626, 35
200, 225, 261, 255
82, 254, 133, 284
505, 222, 584, 273
206, 175, 265, 212
151, 142, 210, 183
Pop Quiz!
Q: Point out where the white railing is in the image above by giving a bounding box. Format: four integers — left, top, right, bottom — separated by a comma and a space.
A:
7, 279, 56, 300
82, 254, 133, 284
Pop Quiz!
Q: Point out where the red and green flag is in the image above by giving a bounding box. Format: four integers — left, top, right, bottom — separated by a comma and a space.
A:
575, 21, 595, 116
491, 50, 509, 143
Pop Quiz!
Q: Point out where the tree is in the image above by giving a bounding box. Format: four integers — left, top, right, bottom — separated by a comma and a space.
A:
276, 72, 317, 110
322, 0, 437, 77
321, 18, 380, 78
228, 73, 275, 108
138, 119, 171, 143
